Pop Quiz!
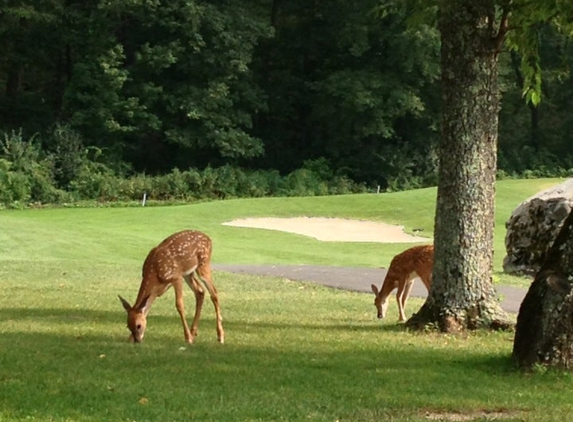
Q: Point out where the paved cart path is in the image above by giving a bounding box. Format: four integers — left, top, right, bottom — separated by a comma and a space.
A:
214, 264, 527, 314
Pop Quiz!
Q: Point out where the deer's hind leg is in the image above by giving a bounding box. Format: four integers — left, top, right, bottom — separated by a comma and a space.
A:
396, 275, 416, 322
184, 274, 205, 339
195, 264, 224, 344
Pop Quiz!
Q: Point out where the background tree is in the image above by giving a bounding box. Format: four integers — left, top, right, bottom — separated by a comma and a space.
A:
1, 0, 573, 193
0, 0, 273, 173
66, 0, 274, 172
499, 27, 573, 174
251, 0, 441, 189
0, 1, 64, 132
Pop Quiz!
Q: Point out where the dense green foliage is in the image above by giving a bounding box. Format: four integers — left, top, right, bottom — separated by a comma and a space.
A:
1, 0, 572, 203
0, 128, 366, 208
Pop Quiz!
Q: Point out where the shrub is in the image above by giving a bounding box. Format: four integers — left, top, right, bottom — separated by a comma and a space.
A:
0, 129, 70, 206
285, 169, 329, 196
0, 159, 31, 205
69, 161, 119, 200
47, 124, 85, 189
328, 175, 366, 194
0, 128, 383, 206
116, 173, 153, 201
242, 170, 277, 197
180, 169, 203, 199
148, 170, 192, 201
205, 165, 242, 198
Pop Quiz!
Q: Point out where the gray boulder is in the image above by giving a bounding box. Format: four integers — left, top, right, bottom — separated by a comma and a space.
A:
503, 179, 573, 276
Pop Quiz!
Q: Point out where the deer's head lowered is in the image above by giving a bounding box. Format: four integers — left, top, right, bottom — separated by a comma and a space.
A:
370, 284, 391, 319
119, 295, 151, 343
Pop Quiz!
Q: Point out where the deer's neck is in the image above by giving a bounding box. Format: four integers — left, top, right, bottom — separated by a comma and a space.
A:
379, 278, 397, 301
133, 273, 160, 313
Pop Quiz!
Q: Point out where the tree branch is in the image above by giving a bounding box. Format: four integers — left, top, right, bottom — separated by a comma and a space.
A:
492, 3, 511, 52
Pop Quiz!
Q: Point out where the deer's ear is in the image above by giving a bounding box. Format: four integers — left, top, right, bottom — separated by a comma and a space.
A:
118, 295, 132, 311
137, 294, 152, 313
371, 284, 379, 295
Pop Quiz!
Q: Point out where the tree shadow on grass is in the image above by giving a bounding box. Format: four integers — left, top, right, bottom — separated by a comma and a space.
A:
0, 305, 517, 377
0, 306, 117, 323
0, 328, 528, 422
0, 307, 540, 422
0, 304, 408, 331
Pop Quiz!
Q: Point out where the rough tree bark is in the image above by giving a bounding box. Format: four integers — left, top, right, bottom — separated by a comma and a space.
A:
407, 0, 513, 332
513, 208, 573, 370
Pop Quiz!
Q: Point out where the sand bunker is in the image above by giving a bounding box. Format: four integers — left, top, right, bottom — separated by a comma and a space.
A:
222, 217, 429, 243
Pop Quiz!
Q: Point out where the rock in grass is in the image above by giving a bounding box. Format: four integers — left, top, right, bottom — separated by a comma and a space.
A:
503, 178, 573, 276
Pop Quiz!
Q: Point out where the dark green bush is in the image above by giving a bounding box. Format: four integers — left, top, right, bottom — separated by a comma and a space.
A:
3, 125, 571, 209
0, 129, 425, 208
116, 174, 153, 201
0, 159, 31, 206
69, 161, 119, 200
208, 165, 245, 198
498, 146, 573, 177
0, 129, 71, 206
180, 169, 203, 199
285, 169, 329, 196
242, 170, 279, 197
47, 124, 85, 189
328, 175, 366, 195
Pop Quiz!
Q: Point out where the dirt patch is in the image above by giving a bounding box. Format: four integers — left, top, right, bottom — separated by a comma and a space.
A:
222, 217, 429, 243
425, 410, 526, 421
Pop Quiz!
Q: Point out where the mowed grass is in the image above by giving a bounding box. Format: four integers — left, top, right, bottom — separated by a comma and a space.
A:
1, 178, 571, 422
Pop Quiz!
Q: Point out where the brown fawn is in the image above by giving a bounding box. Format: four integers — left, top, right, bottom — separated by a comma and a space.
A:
118, 230, 224, 344
371, 244, 434, 322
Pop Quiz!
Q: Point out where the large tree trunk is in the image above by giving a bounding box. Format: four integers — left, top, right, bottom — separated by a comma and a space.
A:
407, 1, 512, 332
513, 208, 573, 370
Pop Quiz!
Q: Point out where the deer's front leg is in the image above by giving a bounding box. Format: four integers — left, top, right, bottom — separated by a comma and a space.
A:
186, 275, 205, 338
396, 281, 407, 322
173, 279, 194, 343
400, 280, 415, 321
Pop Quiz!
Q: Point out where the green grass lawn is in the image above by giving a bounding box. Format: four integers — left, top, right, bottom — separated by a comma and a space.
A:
1, 178, 571, 422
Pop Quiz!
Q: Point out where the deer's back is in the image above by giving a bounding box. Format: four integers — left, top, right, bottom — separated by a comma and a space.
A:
142, 230, 212, 280
387, 244, 434, 280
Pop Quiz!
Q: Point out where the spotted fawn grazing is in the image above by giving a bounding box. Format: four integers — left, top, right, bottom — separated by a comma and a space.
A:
119, 230, 224, 344
371, 244, 434, 322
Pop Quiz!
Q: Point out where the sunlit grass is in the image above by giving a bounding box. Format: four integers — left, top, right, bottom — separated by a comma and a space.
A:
0, 178, 562, 271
